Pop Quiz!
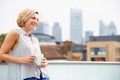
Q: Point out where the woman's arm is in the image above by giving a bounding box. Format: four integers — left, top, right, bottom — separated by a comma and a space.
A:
0, 29, 35, 64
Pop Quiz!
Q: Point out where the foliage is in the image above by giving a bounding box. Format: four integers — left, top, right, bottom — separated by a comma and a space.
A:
0, 34, 6, 47
0, 34, 6, 41
63, 40, 72, 55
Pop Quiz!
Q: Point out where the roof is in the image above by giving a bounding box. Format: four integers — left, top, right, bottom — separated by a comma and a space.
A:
40, 45, 66, 60
32, 33, 55, 39
89, 35, 120, 42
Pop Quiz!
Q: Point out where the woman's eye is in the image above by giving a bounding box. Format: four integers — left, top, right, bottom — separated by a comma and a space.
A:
31, 17, 36, 19
31, 17, 39, 22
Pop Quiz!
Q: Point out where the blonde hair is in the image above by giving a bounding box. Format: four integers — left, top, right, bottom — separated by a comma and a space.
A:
17, 9, 39, 27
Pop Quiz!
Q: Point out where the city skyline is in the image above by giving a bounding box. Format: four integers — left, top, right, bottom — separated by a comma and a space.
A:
0, 0, 120, 41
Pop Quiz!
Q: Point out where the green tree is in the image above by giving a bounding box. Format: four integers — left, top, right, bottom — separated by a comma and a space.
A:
0, 34, 6, 41
0, 34, 6, 47
63, 41, 73, 60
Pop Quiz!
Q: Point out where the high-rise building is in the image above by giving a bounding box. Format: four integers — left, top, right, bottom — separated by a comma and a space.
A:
99, 20, 118, 36
99, 20, 108, 36
52, 22, 62, 42
85, 31, 93, 42
108, 21, 117, 35
70, 9, 83, 44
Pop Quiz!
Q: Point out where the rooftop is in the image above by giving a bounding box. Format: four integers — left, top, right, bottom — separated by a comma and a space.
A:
40, 45, 66, 60
90, 35, 120, 42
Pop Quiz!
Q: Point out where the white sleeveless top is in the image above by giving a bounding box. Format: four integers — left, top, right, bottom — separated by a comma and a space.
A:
8, 28, 42, 80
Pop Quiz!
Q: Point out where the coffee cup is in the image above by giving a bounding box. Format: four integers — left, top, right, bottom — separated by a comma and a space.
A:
35, 54, 44, 66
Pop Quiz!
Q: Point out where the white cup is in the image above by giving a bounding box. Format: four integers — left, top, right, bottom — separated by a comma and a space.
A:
35, 54, 44, 66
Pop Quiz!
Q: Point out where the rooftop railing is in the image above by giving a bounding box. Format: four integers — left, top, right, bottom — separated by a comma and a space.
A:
0, 61, 120, 80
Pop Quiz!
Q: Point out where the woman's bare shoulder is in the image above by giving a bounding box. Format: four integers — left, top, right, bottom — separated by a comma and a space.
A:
7, 29, 19, 37
0, 29, 19, 53
5, 29, 19, 41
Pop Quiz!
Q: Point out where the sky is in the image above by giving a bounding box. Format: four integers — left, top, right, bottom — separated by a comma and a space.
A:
0, 0, 120, 41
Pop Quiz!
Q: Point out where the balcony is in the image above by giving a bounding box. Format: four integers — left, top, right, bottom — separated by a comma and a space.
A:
0, 61, 120, 80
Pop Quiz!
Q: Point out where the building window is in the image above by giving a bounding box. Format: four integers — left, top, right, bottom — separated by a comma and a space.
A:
91, 47, 106, 55
91, 57, 105, 61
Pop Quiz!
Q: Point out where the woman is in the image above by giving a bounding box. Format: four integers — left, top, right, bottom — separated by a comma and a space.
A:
0, 9, 49, 80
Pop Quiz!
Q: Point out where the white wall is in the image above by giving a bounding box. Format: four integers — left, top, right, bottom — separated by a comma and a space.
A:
0, 61, 120, 80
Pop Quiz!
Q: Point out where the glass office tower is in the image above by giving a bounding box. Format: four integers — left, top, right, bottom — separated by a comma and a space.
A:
52, 22, 62, 42
70, 9, 83, 44
99, 20, 108, 36
108, 21, 117, 35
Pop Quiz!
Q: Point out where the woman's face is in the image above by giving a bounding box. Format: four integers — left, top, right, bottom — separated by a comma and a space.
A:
24, 13, 39, 32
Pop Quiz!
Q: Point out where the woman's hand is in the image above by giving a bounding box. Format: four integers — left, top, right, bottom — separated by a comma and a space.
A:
40, 58, 48, 67
20, 55, 36, 64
